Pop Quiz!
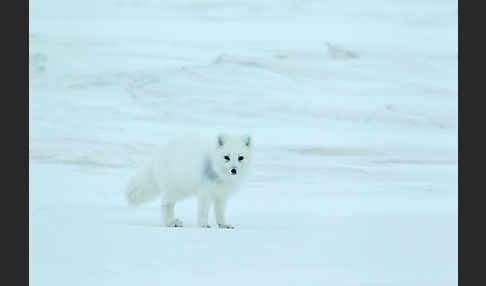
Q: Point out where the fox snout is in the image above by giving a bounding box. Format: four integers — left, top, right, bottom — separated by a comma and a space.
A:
230, 168, 237, 175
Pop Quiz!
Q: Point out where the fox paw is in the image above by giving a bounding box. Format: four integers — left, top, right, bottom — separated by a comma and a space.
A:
198, 224, 211, 228
218, 223, 235, 229
166, 218, 183, 227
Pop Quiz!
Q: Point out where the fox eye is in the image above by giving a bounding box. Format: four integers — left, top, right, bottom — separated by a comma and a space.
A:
224, 155, 230, 161
238, 156, 244, 161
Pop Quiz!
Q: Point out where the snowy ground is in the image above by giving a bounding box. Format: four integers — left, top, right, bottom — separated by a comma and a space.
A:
29, 0, 457, 285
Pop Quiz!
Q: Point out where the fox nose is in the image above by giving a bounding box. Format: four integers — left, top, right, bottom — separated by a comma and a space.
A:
230, 168, 237, 175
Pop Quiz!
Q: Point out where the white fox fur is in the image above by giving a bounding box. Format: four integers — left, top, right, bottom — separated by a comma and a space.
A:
125, 134, 253, 228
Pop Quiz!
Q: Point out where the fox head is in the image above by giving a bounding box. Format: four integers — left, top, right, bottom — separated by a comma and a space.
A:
211, 134, 253, 182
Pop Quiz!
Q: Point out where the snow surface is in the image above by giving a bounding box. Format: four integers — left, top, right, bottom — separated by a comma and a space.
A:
29, 0, 458, 285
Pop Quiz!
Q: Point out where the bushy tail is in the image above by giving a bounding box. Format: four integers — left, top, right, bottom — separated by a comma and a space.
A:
125, 163, 161, 206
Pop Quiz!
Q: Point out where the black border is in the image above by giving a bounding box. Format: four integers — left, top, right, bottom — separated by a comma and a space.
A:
4, 0, 28, 284
26, 0, 29, 282
458, 0, 462, 285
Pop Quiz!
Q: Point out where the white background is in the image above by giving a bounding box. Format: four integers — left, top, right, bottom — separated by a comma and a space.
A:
29, 0, 458, 285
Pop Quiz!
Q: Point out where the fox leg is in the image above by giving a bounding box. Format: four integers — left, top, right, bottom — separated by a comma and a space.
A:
161, 201, 183, 227
197, 191, 212, 228
214, 199, 234, 229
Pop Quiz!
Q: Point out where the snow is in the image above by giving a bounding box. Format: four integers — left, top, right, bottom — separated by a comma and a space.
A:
29, 0, 458, 285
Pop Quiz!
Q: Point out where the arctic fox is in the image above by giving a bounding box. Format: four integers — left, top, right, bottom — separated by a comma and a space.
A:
125, 134, 252, 228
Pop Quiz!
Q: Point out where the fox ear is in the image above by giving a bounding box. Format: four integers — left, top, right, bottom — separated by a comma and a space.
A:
217, 134, 226, 147
242, 135, 251, 147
